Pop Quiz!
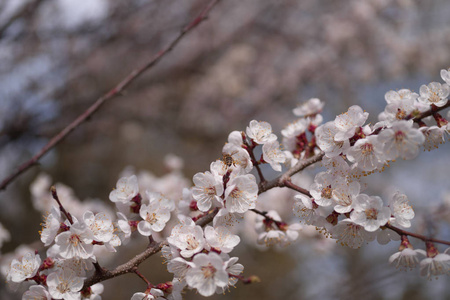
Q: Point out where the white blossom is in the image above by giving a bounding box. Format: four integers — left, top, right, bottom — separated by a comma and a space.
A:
384, 89, 418, 104
192, 171, 224, 212
310, 171, 341, 207
333, 105, 368, 141
388, 192, 414, 228
377, 120, 425, 160
83, 211, 114, 243
146, 191, 175, 212
441, 68, 450, 85
47, 269, 84, 300
331, 181, 360, 214
315, 121, 350, 157
185, 252, 228, 297
383, 92, 416, 121
116, 212, 132, 243
7, 252, 41, 283
22, 285, 51, 300
109, 175, 139, 204
204, 226, 240, 253
293, 98, 324, 117
227, 130, 244, 146
224, 174, 258, 214
418, 82, 449, 107
216, 257, 244, 293
82, 283, 104, 300
222, 143, 253, 173
53, 220, 94, 260
246, 120, 277, 144
167, 219, 205, 258
420, 253, 450, 279
420, 126, 446, 151
131, 288, 165, 300
350, 194, 391, 232
331, 218, 376, 249
40, 205, 62, 246
293, 194, 317, 225
212, 207, 244, 228
167, 257, 193, 278
138, 201, 171, 236
389, 248, 426, 271
262, 140, 286, 172
346, 135, 386, 172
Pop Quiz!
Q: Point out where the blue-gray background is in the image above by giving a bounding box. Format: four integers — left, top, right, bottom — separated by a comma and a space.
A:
0, 0, 449, 299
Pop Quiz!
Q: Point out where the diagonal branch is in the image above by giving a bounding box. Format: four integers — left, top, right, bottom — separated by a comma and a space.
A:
385, 223, 450, 246
0, 0, 222, 191
258, 152, 324, 194
82, 207, 219, 289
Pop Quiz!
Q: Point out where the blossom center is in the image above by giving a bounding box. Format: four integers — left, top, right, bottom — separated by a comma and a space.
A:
364, 208, 378, 220
201, 263, 217, 279
203, 187, 216, 196
57, 280, 70, 294
145, 213, 157, 224
230, 187, 243, 199
394, 131, 405, 142
186, 236, 199, 250
360, 143, 374, 155
396, 109, 406, 120
321, 186, 332, 199
69, 234, 81, 247
429, 91, 440, 103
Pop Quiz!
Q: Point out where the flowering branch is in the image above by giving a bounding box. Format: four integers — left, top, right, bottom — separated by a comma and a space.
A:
0, 0, 222, 192
409, 101, 450, 122
258, 151, 324, 194
83, 207, 220, 289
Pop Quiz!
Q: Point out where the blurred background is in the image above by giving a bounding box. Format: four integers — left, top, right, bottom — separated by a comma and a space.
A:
0, 0, 449, 299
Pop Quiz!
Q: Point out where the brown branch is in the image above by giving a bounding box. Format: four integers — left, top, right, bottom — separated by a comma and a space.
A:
385, 223, 450, 246
51, 186, 73, 224
258, 152, 324, 194
0, 0, 222, 191
409, 101, 450, 122
242, 138, 266, 183
283, 180, 312, 197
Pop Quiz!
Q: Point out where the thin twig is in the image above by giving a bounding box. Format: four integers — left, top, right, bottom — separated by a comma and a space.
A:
385, 223, 450, 246
283, 180, 312, 197
0, 0, 221, 191
51, 186, 73, 224
133, 268, 153, 287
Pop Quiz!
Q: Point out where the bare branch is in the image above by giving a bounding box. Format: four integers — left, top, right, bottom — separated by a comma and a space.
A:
0, 0, 222, 191
385, 223, 450, 246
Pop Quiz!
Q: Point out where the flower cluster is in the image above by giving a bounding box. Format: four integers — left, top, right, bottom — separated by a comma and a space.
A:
3, 68, 450, 300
